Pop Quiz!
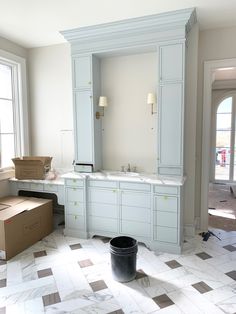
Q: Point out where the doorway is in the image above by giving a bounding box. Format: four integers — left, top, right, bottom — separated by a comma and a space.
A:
201, 58, 236, 231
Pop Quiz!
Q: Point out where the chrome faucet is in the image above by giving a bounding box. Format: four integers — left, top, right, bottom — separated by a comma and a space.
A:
127, 163, 131, 172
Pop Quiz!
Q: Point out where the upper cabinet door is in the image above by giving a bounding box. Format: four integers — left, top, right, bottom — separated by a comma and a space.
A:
73, 56, 92, 90
160, 44, 183, 82
74, 90, 93, 163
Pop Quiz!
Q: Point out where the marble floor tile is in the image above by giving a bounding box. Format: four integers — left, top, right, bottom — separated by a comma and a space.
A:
1, 227, 236, 313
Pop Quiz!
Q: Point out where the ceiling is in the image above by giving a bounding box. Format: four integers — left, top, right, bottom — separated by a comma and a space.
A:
1, 0, 236, 48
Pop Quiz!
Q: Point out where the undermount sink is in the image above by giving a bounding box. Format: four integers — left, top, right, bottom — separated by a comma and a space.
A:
102, 171, 140, 177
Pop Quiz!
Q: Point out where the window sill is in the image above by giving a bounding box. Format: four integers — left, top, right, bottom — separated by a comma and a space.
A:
0, 169, 15, 181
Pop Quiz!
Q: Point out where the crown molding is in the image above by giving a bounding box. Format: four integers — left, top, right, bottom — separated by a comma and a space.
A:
61, 8, 196, 55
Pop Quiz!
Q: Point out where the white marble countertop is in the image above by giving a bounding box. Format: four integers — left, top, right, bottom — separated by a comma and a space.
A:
9, 177, 65, 185
61, 170, 185, 186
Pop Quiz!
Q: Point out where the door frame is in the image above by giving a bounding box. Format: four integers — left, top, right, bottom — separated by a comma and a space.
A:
201, 58, 236, 231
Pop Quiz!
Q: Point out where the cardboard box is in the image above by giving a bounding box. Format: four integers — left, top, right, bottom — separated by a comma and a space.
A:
0, 196, 53, 260
12, 156, 52, 180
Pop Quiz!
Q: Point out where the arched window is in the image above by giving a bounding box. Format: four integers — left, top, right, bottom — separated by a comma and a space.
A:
215, 96, 236, 181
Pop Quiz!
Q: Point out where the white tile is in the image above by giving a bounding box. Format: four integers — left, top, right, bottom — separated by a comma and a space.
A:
217, 295, 236, 314
7, 260, 22, 286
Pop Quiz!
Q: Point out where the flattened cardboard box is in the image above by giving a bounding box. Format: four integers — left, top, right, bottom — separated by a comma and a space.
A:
0, 197, 53, 260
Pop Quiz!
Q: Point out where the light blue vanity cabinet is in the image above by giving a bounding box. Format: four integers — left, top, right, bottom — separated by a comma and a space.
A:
119, 182, 151, 241
72, 55, 102, 170
157, 42, 185, 176
152, 185, 183, 253
64, 178, 87, 238
87, 180, 119, 237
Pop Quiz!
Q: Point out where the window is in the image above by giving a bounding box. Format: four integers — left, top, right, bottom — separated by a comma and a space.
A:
0, 50, 29, 171
215, 95, 236, 181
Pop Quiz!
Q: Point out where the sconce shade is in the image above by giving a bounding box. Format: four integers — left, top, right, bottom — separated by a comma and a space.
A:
98, 96, 108, 107
147, 92, 156, 105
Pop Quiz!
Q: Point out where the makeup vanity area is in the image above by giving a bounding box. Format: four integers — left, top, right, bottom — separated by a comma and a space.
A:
9, 8, 197, 254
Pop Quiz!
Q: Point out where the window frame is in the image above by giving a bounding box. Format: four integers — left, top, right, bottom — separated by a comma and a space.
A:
0, 49, 29, 172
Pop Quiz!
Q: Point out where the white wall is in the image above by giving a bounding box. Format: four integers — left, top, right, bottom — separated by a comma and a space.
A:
28, 44, 74, 170
100, 52, 157, 173
196, 26, 236, 219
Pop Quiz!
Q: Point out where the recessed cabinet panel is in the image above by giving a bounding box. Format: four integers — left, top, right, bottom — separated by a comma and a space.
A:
73, 56, 91, 89
160, 44, 183, 81
88, 180, 118, 189
120, 182, 151, 191
88, 203, 118, 219
65, 179, 84, 187
88, 188, 117, 204
66, 214, 85, 230
159, 83, 183, 166
154, 211, 177, 228
154, 226, 177, 243
154, 195, 178, 212
75, 90, 93, 163
121, 191, 151, 208
30, 183, 44, 191
66, 188, 84, 202
89, 216, 118, 233
154, 185, 178, 195
67, 201, 84, 215
121, 221, 150, 238
121, 205, 150, 223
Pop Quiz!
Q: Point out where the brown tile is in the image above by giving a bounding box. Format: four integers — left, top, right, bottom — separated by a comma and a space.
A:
34, 250, 47, 258
226, 270, 236, 280
0, 279, 6, 288
0, 307, 6, 314
153, 294, 174, 309
135, 269, 148, 280
165, 260, 182, 269
108, 310, 124, 314
195, 252, 212, 260
89, 280, 107, 292
69, 243, 82, 250
223, 245, 236, 252
0, 261, 6, 266
37, 268, 53, 278
192, 281, 213, 293
78, 259, 93, 268
42, 292, 61, 307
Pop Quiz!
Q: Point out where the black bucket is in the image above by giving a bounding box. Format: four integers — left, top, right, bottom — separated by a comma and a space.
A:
110, 236, 138, 282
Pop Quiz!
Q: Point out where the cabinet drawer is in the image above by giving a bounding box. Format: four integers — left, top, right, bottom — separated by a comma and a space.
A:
88, 180, 118, 189
66, 201, 84, 215
121, 191, 151, 208
66, 188, 84, 202
44, 184, 58, 192
88, 203, 118, 219
88, 216, 118, 233
154, 211, 177, 228
88, 189, 117, 204
120, 182, 151, 192
154, 226, 178, 243
17, 182, 30, 189
65, 214, 85, 230
121, 221, 151, 238
154, 185, 178, 195
30, 183, 44, 191
155, 195, 178, 212
65, 178, 84, 187
121, 205, 150, 223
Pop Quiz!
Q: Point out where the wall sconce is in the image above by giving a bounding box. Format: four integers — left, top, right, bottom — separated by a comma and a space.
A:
96, 96, 108, 119
147, 92, 157, 115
